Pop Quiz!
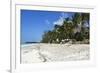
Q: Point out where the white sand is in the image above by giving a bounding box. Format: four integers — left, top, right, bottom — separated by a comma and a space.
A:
21, 43, 89, 63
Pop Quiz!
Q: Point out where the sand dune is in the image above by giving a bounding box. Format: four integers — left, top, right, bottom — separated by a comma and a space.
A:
21, 43, 89, 63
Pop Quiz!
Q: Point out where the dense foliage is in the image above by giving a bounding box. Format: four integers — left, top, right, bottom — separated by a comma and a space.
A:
41, 13, 89, 44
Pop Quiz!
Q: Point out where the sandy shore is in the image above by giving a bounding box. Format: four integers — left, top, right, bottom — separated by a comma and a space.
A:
21, 43, 89, 63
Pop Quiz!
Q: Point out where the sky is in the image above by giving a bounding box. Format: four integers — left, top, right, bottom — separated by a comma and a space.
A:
21, 10, 74, 43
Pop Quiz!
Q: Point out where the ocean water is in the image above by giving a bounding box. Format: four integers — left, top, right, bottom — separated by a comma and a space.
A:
21, 43, 40, 48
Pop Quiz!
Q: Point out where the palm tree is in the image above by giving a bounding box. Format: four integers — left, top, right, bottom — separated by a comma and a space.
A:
81, 13, 90, 39
72, 13, 82, 32
72, 13, 89, 41
41, 13, 90, 43
63, 17, 74, 39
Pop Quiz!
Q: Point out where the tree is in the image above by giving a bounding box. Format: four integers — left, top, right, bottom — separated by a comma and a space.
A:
63, 18, 74, 39
72, 13, 89, 41
41, 13, 90, 43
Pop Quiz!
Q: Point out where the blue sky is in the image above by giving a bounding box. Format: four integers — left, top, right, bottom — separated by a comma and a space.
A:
21, 10, 74, 43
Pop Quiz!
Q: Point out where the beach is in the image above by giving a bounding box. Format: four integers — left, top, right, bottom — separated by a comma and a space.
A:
21, 43, 89, 63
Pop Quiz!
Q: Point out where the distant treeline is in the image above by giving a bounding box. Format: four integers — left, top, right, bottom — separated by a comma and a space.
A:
41, 13, 90, 44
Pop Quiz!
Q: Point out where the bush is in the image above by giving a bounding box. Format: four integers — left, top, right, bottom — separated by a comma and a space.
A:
74, 32, 84, 41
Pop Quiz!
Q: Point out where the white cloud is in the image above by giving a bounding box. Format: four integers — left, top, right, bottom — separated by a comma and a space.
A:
44, 20, 51, 29
53, 12, 69, 26
45, 20, 50, 25
53, 16, 64, 26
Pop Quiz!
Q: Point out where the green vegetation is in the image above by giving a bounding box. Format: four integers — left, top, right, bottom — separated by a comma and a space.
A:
41, 13, 90, 44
